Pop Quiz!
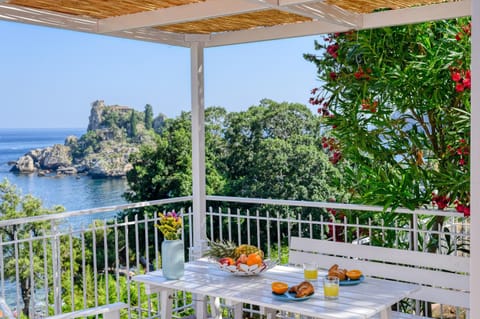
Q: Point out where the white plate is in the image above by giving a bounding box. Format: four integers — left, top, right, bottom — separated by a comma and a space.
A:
272, 291, 314, 301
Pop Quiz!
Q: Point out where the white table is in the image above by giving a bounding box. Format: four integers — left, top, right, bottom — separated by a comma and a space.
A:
132, 260, 420, 319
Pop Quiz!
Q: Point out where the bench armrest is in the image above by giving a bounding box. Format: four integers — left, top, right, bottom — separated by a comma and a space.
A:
45, 302, 128, 319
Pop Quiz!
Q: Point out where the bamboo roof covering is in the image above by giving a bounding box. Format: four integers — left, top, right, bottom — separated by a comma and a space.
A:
0, 0, 471, 47
157, 9, 313, 34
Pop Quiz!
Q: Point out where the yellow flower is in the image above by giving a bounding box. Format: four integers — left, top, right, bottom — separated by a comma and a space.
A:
155, 211, 182, 240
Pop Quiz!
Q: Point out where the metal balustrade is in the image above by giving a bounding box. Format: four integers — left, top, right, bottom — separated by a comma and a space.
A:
0, 196, 470, 318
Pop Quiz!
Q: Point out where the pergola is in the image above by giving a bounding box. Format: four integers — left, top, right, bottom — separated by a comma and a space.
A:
0, 0, 477, 314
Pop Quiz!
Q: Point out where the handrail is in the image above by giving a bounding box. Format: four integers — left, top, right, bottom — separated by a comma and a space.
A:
206, 195, 461, 217
0, 195, 462, 228
0, 196, 193, 227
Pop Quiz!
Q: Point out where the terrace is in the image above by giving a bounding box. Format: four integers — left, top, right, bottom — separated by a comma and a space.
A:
0, 197, 471, 318
0, 0, 477, 318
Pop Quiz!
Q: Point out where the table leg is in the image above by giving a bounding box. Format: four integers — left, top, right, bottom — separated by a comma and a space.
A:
261, 307, 277, 319
193, 294, 208, 319
225, 300, 243, 319
208, 296, 222, 319
160, 289, 174, 319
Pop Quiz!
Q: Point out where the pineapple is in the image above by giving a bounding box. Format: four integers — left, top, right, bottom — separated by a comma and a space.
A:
205, 240, 238, 259
205, 240, 263, 260
236, 244, 264, 259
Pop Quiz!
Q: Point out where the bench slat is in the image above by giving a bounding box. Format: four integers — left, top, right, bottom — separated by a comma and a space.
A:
410, 286, 470, 309
289, 250, 469, 290
291, 237, 469, 273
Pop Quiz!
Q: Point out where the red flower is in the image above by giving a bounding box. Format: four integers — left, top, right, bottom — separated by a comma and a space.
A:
326, 44, 339, 59
451, 71, 462, 82
432, 194, 450, 210
455, 203, 470, 217
329, 151, 342, 164
455, 83, 465, 92
330, 72, 337, 80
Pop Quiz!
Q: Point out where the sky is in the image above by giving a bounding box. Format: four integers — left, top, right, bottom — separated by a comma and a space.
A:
0, 20, 322, 129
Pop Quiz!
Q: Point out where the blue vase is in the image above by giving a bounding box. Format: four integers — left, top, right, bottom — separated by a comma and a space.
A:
161, 240, 185, 279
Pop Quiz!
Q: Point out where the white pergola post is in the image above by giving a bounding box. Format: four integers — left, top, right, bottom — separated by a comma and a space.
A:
470, 0, 478, 315
190, 41, 208, 260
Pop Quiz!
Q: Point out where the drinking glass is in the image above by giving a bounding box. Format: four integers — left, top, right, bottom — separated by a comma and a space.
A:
323, 276, 339, 300
303, 263, 318, 281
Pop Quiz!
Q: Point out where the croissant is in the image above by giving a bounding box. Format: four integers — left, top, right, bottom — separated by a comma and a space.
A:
328, 264, 347, 280
288, 281, 315, 298
328, 268, 347, 280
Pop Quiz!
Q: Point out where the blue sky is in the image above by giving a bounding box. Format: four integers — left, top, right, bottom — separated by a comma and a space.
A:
0, 20, 322, 129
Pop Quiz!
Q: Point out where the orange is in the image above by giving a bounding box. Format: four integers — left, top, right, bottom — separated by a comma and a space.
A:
246, 253, 262, 266
271, 282, 288, 294
346, 269, 362, 280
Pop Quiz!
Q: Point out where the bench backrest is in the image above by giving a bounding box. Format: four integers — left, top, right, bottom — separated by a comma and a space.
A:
288, 237, 470, 309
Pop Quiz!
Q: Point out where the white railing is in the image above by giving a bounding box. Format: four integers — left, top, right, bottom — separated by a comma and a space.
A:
0, 196, 470, 318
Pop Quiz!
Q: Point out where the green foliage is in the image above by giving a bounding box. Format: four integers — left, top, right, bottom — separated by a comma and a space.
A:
124, 111, 193, 204
223, 99, 346, 202
71, 130, 102, 157
0, 179, 64, 317
130, 110, 138, 138
144, 104, 154, 130
304, 18, 471, 214
125, 102, 348, 204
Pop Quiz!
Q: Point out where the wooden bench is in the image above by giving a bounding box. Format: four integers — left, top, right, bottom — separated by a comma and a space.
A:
45, 302, 128, 319
289, 237, 470, 319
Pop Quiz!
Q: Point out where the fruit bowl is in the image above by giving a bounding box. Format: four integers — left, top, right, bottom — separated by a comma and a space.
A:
217, 259, 277, 276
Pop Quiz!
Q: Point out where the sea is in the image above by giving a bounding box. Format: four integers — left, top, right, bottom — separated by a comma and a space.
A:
0, 128, 128, 227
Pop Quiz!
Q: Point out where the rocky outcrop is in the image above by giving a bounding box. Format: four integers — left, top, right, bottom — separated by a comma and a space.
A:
77, 142, 137, 178
39, 144, 72, 169
9, 100, 160, 178
12, 155, 36, 173
10, 142, 140, 178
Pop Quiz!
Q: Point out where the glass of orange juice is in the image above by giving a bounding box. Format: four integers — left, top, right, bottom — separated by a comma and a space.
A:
303, 263, 318, 281
323, 276, 340, 300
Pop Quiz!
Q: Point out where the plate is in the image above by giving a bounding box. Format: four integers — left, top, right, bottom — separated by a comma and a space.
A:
339, 275, 365, 286
272, 291, 314, 301
217, 259, 277, 276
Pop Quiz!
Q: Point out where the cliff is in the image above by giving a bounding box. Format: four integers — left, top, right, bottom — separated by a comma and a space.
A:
10, 100, 165, 178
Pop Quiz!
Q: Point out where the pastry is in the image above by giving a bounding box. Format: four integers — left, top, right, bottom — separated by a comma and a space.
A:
328, 264, 347, 280
288, 281, 315, 298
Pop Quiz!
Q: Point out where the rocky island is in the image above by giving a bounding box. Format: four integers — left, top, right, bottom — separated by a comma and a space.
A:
9, 100, 165, 178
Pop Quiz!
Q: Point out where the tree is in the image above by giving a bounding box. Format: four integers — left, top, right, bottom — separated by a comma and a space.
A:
223, 99, 346, 201
129, 110, 138, 138
144, 104, 154, 130
0, 179, 64, 317
305, 18, 471, 215
124, 111, 193, 204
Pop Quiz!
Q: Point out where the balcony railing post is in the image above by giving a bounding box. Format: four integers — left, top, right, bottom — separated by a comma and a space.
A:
51, 221, 61, 314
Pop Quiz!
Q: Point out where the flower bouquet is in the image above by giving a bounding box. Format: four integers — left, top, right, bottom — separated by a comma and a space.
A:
156, 211, 182, 240
156, 211, 184, 279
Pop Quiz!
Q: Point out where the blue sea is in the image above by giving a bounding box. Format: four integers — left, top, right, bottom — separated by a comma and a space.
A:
0, 128, 128, 226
